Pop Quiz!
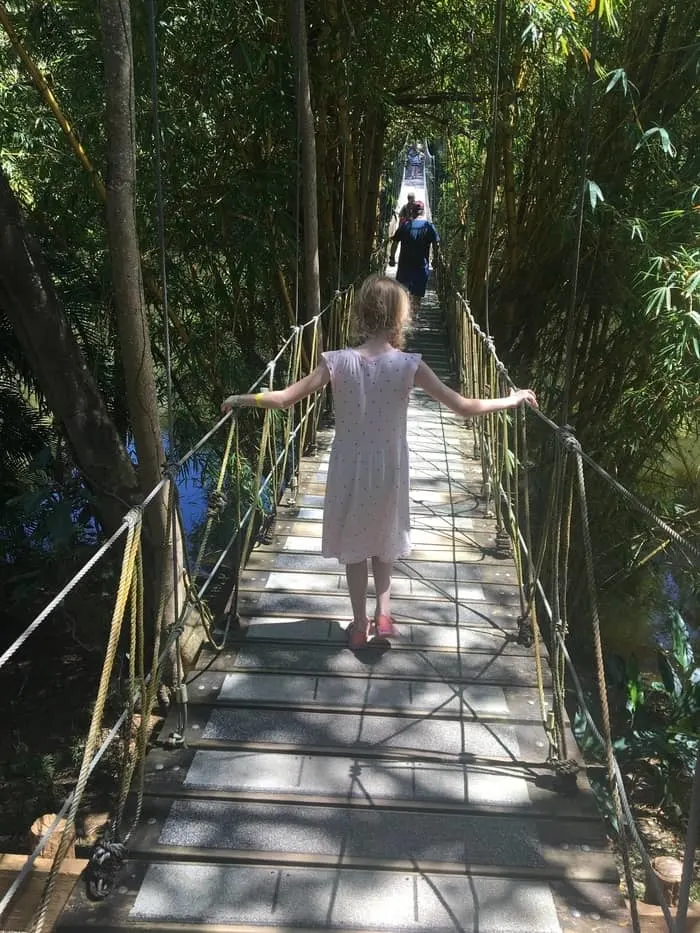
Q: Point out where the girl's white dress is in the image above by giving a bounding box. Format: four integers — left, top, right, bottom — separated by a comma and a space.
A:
320, 347, 422, 564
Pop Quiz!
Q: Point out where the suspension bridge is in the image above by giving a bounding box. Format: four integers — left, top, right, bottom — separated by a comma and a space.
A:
1, 153, 699, 933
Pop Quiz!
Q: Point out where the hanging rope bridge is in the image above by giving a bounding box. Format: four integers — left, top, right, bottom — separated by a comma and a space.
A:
0, 0, 698, 923
1, 190, 698, 930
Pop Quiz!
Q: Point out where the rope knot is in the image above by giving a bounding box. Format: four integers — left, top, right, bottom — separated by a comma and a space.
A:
167, 617, 186, 641
162, 459, 180, 482
207, 490, 227, 518
558, 425, 581, 454
86, 839, 126, 900
495, 360, 508, 375
495, 528, 512, 558
516, 614, 533, 647
124, 507, 142, 530
552, 758, 580, 795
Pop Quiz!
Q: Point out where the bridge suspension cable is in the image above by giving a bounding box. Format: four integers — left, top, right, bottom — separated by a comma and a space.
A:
0, 285, 354, 930
440, 279, 698, 933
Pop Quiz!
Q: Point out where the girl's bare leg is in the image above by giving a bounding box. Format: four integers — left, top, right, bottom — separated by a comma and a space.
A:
345, 560, 368, 624
371, 557, 393, 620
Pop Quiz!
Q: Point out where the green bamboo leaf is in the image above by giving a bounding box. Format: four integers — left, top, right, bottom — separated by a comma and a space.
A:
587, 179, 604, 212
635, 125, 677, 157
604, 68, 630, 96
630, 221, 644, 241
685, 273, 700, 297
657, 651, 682, 698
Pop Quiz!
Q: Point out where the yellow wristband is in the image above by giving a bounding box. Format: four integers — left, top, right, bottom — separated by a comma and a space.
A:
254, 392, 264, 407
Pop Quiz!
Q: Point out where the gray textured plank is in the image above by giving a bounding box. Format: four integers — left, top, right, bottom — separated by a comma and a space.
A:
236, 591, 518, 626
184, 671, 557, 723
216, 669, 510, 714
130, 862, 562, 932
144, 797, 611, 875
182, 750, 530, 807
246, 551, 517, 584
142, 749, 600, 821
240, 569, 490, 603
235, 617, 530, 653
193, 707, 557, 762
223, 643, 548, 687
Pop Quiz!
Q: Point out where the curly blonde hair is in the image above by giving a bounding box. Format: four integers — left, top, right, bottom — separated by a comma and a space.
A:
352, 275, 412, 348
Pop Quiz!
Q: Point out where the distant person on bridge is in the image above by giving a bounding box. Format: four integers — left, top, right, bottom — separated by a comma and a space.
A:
405, 145, 424, 180
388, 200, 439, 310
397, 191, 416, 224
221, 275, 537, 649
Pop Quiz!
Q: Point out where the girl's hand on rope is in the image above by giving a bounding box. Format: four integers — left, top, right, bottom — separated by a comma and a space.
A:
221, 395, 245, 413
221, 388, 270, 413
511, 388, 538, 409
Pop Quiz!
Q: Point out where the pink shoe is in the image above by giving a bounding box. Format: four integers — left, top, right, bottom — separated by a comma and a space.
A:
375, 614, 398, 638
347, 618, 370, 648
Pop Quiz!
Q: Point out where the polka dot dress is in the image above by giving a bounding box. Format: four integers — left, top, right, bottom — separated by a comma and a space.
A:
321, 348, 422, 564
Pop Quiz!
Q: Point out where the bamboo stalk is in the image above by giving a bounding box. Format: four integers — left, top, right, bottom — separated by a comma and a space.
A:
0, 1, 231, 390
0, 1, 106, 200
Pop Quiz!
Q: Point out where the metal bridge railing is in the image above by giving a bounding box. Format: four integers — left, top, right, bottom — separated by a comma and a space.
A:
438, 266, 700, 933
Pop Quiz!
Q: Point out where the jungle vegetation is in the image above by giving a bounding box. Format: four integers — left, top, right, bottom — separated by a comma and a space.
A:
0, 0, 698, 836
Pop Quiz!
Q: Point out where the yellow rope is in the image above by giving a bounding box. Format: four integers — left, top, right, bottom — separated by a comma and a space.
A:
18, 286, 358, 931
450, 299, 556, 757
300, 318, 320, 456
30, 516, 142, 933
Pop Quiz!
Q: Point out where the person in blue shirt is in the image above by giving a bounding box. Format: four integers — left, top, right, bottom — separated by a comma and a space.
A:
405, 146, 424, 181
388, 200, 439, 309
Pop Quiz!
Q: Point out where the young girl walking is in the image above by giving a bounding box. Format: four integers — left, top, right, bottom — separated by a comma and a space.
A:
222, 274, 537, 648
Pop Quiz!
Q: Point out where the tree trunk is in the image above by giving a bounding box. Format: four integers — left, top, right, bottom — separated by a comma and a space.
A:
99, 0, 200, 672
360, 108, 386, 269
289, 0, 321, 327
467, 137, 498, 326
99, 0, 164, 497
336, 93, 361, 276
0, 166, 139, 534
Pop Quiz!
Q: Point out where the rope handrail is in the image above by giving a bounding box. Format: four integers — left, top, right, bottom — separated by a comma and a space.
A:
507, 515, 677, 931
439, 272, 695, 933
489, 453, 678, 926
0, 292, 352, 676
2, 286, 355, 929
452, 289, 700, 564
197, 399, 315, 601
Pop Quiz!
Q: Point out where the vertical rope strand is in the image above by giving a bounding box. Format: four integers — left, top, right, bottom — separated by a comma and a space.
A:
146, 0, 174, 450
483, 0, 505, 337
569, 439, 641, 933
560, 0, 601, 425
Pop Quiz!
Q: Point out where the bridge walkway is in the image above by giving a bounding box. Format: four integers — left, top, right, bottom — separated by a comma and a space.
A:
57, 284, 629, 933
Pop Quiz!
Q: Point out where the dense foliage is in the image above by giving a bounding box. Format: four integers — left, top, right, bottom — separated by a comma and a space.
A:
0, 1, 697, 838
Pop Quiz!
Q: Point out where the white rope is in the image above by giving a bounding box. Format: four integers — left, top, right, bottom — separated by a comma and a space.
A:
453, 292, 700, 563
0, 518, 130, 672
197, 400, 316, 600
2, 288, 353, 673
0, 506, 228, 925
0, 708, 126, 922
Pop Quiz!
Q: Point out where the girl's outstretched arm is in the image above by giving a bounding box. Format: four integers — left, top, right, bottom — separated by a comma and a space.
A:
414, 361, 537, 416
221, 361, 330, 413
